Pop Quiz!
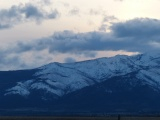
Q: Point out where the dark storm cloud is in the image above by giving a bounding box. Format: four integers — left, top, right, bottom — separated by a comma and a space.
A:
0, 3, 59, 29
48, 31, 115, 53
111, 18, 160, 38
4, 18, 160, 60
43, 18, 160, 52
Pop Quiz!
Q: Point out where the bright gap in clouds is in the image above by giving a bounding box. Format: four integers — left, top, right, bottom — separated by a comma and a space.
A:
54, 50, 139, 64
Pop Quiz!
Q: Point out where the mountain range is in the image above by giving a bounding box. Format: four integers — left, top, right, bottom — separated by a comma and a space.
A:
1, 52, 160, 116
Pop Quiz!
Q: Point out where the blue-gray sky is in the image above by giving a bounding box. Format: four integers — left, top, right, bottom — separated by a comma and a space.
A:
0, 0, 160, 70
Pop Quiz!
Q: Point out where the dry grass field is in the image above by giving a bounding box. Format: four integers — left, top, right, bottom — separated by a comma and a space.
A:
0, 116, 160, 120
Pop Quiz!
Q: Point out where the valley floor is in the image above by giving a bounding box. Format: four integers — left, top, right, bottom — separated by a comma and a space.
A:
0, 116, 160, 120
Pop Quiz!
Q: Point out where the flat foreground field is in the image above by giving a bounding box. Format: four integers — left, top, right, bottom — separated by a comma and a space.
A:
0, 116, 160, 120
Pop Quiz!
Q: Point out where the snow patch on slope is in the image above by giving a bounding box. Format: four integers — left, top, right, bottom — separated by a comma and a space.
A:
4, 80, 33, 96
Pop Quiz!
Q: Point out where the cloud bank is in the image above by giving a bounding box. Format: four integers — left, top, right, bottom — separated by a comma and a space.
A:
14, 18, 160, 54
1, 18, 160, 70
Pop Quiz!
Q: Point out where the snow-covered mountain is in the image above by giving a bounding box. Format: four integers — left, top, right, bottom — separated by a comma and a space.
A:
1, 52, 160, 115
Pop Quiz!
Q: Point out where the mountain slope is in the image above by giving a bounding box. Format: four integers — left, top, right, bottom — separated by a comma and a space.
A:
1, 52, 160, 115
58, 71, 160, 114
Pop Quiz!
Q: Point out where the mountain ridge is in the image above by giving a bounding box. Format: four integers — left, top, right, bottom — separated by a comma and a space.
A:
1, 52, 160, 115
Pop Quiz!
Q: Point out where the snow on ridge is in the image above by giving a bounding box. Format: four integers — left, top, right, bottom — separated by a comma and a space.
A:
30, 82, 64, 96
4, 81, 32, 96
4, 52, 160, 97
33, 52, 160, 94
62, 55, 137, 80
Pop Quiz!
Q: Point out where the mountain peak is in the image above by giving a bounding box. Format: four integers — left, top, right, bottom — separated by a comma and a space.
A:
2, 52, 160, 115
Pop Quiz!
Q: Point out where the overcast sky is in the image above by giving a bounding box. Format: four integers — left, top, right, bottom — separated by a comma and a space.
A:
1, 0, 160, 70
